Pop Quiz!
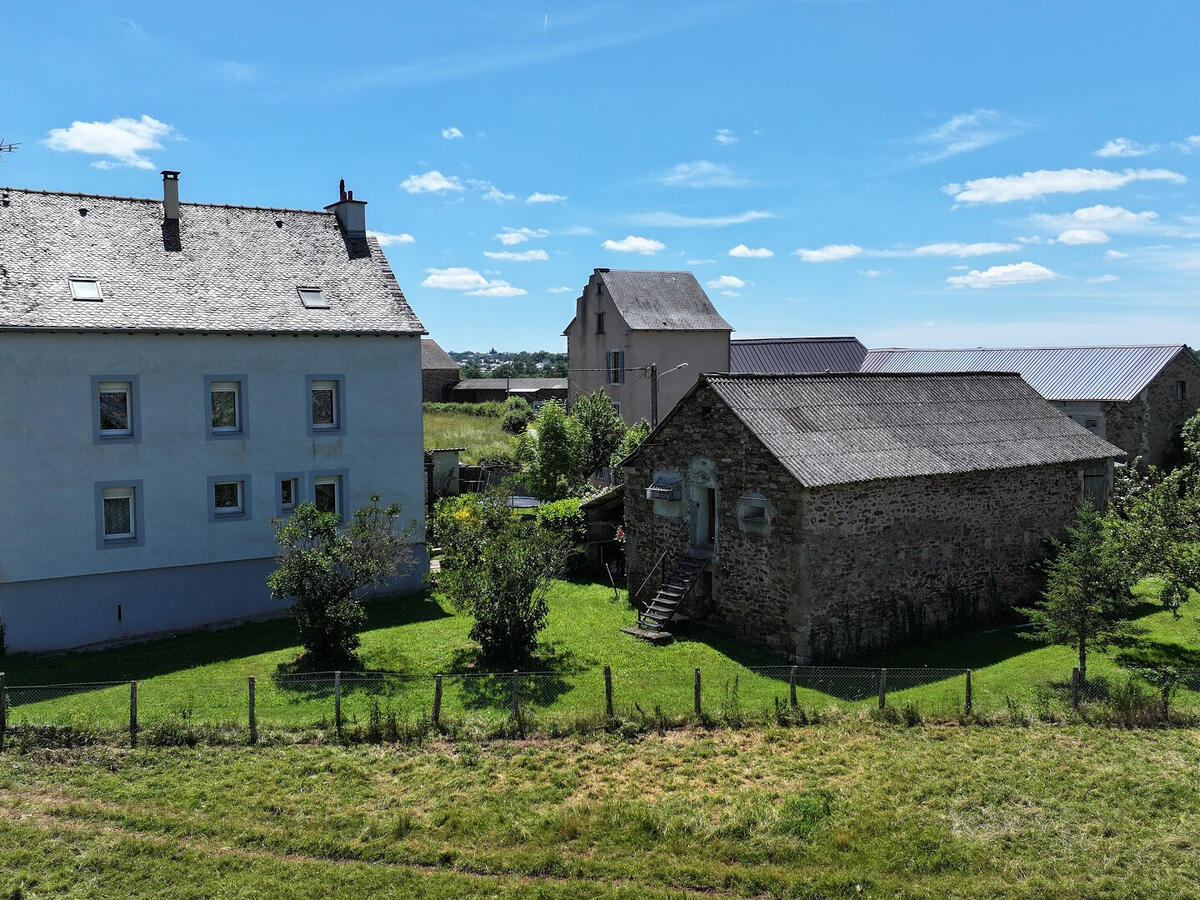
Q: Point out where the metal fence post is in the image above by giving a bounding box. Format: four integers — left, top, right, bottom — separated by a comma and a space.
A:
129, 681, 138, 748
432, 675, 443, 726
878, 668, 887, 711
964, 669, 973, 716
603, 665, 614, 718
334, 671, 343, 735
693, 668, 702, 717
789, 666, 798, 708
510, 670, 521, 722
248, 677, 257, 745
0, 673, 6, 751
1070, 668, 1080, 711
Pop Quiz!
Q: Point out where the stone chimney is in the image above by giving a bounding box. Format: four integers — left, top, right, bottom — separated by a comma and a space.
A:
161, 170, 180, 220
324, 178, 367, 236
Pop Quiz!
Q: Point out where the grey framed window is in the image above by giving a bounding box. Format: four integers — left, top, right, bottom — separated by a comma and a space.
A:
276, 471, 303, 517
94, 480, 145, 549
205, 375, 247, 439
208, 474, 252, 522
91, 375, 140, 444
307, 374, 345, 435
310, 470, 348, 517
298, 286, 330, 309
70, 277, 103, 301
605, 350, 625, 384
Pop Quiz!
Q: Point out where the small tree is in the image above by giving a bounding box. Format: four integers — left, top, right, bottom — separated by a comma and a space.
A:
268, 497, 412, 667
525, 400, 583, 500
500, 396, 534, 435
434, 492, 566, 662
571, 391, 627, 479
610, 419, 651, 472
1018, 502, 1139, 681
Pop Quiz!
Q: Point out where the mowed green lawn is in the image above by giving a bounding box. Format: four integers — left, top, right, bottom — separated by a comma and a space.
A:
423, 409, 517, 463
4, 578, 1200, 734
3, 726, 1200, 898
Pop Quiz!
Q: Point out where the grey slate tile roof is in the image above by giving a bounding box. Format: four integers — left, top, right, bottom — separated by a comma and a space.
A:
860, 345, 1195, 402
422, 338, 459, 370
698, 372, 1122, 488
730, 336, 867, 374
0, 187, 424, 335
451, 377, 567, 391
597, 270, 732, 331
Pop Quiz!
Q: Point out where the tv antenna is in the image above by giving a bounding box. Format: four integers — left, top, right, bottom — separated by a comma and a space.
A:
0, 138, 19, 159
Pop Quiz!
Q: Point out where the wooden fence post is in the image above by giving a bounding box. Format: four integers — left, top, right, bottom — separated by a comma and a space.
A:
1070, 668, 1080, 711
510, 670, 521, 722
789, 666, 798, 708
693, 668, 702, 717
878, 668, 887, 711
1161, 682, 1170, 721
603, 666, 614, 718
129, 681, 138, 748
248, 677, 257, 745
964, 669, 973, 716
432, 675, 443, 726
334, 671, 343, 735
0, 673, 6, 751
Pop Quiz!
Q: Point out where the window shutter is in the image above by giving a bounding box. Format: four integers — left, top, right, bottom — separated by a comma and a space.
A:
605, 351, 612, 384
618, 351, 625, 384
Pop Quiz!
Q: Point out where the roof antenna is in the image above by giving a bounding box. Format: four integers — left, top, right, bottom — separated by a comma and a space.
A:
339, 179, 346, 202
0, 137, 19, 160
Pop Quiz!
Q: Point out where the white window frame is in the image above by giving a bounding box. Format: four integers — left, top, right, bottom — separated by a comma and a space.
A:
313, 475, 342, 516
310, 380, 339, 430
212, 480, 246, 517
298, 286, 330, 309
102, 487, 136, 540
98, 381, 133, 436
280, 477, 299, 512
606, 350, 625, 384
209, 380, 242, 433
70, 277, 104, 301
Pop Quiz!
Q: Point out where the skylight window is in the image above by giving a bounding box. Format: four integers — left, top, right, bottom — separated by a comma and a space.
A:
70, 278, 103, 301
298, 287, 329, 309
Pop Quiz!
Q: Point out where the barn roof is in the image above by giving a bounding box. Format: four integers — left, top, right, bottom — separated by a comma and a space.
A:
450, 377, 567, 392
596, 270, 732, 331
860, 344, 1196, 402
633, 372, 1121, 488
421, 338, 459, 370
0, 186, 424, 335
730, 336, 867, 374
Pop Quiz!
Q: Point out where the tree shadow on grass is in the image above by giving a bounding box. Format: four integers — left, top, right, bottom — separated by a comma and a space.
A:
443, 643, 582, 711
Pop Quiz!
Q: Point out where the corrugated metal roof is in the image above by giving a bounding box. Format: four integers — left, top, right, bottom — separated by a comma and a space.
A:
860, 345, 1192, 402
699, 372, 1121, 488
598, 270, 732, 331
450, 377, 567, 391
730, 337, 866, 374
421, 339, 458, 370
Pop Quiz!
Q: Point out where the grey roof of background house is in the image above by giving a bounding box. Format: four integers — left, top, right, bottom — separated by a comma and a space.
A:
597, 270, 732, 331
730, 336, 867, 374
694, 372, 1121, 488
451, 377, 567, 392
422, 338, 459, 370
0, 187, 424, 335
860, 345, 1195, 402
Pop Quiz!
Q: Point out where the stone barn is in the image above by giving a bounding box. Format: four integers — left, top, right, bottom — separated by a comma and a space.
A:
421, 339, 460, 401
621, 372, 1122, 662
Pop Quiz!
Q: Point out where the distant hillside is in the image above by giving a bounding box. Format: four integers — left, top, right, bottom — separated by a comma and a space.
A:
448, 349, 567, 379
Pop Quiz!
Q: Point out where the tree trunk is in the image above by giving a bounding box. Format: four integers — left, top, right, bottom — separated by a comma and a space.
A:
1078, 638, 1087, 683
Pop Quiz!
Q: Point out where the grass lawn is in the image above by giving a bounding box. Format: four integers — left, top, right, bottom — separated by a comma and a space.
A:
4, 726, 1200, 898
423, 408, 517, 463
4, 578, 1200, 735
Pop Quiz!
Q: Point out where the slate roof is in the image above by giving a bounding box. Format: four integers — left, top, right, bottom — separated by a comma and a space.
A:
730, 337, 867, 374
422, 339, 459, 370
645, 372, 1121, 488
597, 270, 732, 331
450, 377, 567, 392
860, 345, 1196, 402
0, 187, 424, 335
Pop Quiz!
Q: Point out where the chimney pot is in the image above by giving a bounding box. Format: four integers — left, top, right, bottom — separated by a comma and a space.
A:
161, 170, 180, 221
324, 180, 367, 237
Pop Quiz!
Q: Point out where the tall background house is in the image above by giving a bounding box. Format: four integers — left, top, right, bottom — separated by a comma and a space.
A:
563, 269, 732, 425
0, 173, 427, 652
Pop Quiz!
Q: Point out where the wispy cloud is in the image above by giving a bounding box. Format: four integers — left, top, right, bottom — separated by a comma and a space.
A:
1056, 228, 1109, 245
860, 269, 884, 278
1033, 204, 1159, 234
211, 61, 257, 83
547, 286, 574, 293
400, 170, 464, 193
729, 243, 773, 258
943, 168, 1186, 204
714, 128, 738, 145
602, 235, 665, 255
1087, 274, 1119, 283
527, 192, 566, 204
912, 109, 1025, 163
477, 183, 515, 203
368, 230, 415, 246
44, 114, 174, 169
441, 125, 464, 140
793, 243, 862, 262
421, 266, 526, 296
910, 241, 1020, 257
707, 274, 746, 296
1094, 137, 1158, 158
1172, 135, 1200, 153
629, 210, 774, 228
483, 248, 548, 262
495, 227, 549, 246
659, 160, 748, 188
946, 261, 1057, 288
1106, 249, 1131, 259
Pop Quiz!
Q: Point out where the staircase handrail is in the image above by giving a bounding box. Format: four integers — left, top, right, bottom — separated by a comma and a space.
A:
633, 545, 674, 602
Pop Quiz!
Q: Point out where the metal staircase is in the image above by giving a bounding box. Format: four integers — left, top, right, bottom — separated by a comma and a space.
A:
634, 549, 708, 635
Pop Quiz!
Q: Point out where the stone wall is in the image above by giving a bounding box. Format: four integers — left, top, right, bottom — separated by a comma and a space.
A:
1096, 350, 1200, 466
422, 368, 460, 402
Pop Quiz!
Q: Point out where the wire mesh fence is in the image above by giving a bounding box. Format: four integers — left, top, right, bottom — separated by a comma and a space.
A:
3, 663, 1199, 746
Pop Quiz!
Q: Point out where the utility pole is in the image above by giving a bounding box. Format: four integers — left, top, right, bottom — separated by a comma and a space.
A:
650, 363, 658, 427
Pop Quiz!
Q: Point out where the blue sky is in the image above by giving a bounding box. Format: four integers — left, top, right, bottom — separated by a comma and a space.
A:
4, 1, 1200, 351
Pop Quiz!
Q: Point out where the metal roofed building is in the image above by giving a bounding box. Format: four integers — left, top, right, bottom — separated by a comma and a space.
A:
0, 173, 428, 652
620, 372, 1121, 662
729, 336, 867, 374
448, 376, 567, 405
861, 344, 1200, 466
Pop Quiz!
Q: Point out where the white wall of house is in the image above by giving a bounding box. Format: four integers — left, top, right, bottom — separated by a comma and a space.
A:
0, 330, 426, 651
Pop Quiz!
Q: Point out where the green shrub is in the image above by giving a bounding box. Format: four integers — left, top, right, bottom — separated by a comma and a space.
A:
537, 498, 587, 573
423, 401, 504, 418
477, 448, 519, 471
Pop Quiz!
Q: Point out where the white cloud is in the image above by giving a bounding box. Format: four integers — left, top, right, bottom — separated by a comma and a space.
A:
861, 269, 883, 278
1172, 135, 1200, 153
1087, 274, 1119, 283
212, 61, 257, 82
1095, 137, 1158, 158
441, 125, 464, 140
527, 192, 566, 204
421, 266, 526, 296
481, 185, 515, 203
946, 261, 1057, 288
495, 227, 549, 245
685, 258, 716, 265
793, 243, 863, 262
466, 280, 526, 297
1106, 249, 1131, 259
913, 109, 1025, 163
943, 168, 1186, 204
714, 128, 738, 145
729, 243, 773, 258
631, 210, 774, 228
483, 248, 549, 262
547, 286, 574, 293
44, 114, 173, 169
660, 160, 747, 188
1056, 228, 1109, 245
911, 241, 1020, 257
707, 275, 746, 290
400, 170, 464, 193
1034, 204, 1159, 233
367, 230, 415, 246
602, 235, 665, 255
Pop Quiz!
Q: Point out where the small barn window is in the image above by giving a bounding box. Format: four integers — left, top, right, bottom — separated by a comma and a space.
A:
737, 494, 774, 536
596, 312, 605, 334
1178, 380, 1188, 400
70, 278, 103, 301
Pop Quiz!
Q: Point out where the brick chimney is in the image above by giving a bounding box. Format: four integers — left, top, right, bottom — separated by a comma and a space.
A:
324, 178, 367, 237
161, 170, 180, 220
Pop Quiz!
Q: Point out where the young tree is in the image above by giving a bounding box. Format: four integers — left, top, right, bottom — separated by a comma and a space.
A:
524, 400, 583, 500
268, 497, 413, 666
1018, 502, 1139, 681
434, 492, 566, 662
571, 390, 627, 479
610, 419, 651, 472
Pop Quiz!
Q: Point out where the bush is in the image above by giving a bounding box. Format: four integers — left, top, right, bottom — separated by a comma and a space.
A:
537, 498, 587, 573
423, 401, 504, 418
477, 448, 519, 471
501, 398, 535, 435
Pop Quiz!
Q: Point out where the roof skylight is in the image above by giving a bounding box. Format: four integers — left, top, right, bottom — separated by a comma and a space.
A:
298, 287, 329, 309
69, 278, 103, 301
